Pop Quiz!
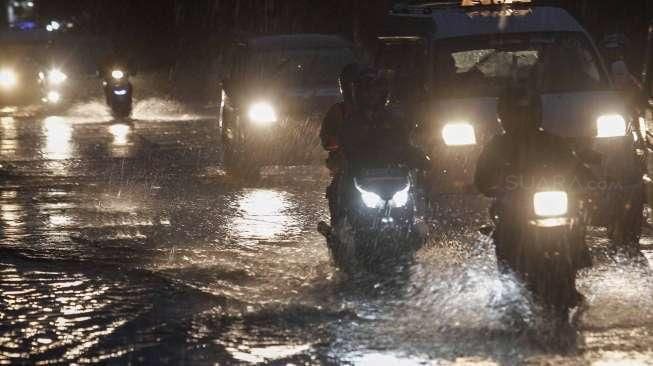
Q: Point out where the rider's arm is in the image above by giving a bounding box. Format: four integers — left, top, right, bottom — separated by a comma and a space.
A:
474, 138, 504, 197
320, 103, 344, 152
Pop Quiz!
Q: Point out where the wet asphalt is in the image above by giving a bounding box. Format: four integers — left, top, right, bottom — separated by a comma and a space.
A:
0, 98, 652, 365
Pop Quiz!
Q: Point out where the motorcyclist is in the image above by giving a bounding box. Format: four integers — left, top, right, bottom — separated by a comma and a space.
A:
319, 63, 429, 234
475, 86, 593, 278
601, 33, 645, 114
474, 87, 590, 198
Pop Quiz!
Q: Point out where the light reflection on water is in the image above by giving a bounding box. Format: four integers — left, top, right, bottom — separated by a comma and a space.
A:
43, 116, 73, 160
0, 117, 18, 156
109, 123, 131, 146
230, 189, 296, 241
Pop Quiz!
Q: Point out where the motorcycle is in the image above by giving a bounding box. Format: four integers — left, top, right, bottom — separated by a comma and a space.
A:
486, 167, 589, 320
323, 152, 429, 274
102, 67, 132, 119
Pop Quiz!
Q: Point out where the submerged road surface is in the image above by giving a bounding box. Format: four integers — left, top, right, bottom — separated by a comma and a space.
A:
0, 99, 652, 365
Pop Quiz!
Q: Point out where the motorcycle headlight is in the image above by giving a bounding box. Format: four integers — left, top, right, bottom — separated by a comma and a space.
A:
355, 181, 384, 209
533, 191, 568, 217
248, 102, 278, 125
442, 122, 476, 146
0, 68, 17, 89
48, 69, 67, 85
111, 70, 125, 80
391, 183, 410, 208
596, 114, 626, 138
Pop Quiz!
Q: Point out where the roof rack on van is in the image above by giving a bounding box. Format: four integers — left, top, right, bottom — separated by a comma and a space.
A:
391, 0, 563, 15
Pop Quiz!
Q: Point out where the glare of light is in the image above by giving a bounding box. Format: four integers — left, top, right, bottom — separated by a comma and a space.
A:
109, 124, 130, 145
26, 1, 34, 7
442, 122, 477, 146
0, 68, 18, 89
232, 190, 292, 239
597, 114, 627, 138
46, 25, 53, 32
48, 68, 67, 84
248, 101, 278, 125
391, 183, 410, 208
43, 116, 73, 160
113, 89, 128, 96
533, 191, 568, 217
111, 70, 124, 80
50, 21, 60, 30
355, 180, 384, 209
46, 91, 61, 104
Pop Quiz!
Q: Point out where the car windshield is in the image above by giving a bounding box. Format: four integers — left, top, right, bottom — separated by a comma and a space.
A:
248, 47, 355, 87
433, 32, 608, 98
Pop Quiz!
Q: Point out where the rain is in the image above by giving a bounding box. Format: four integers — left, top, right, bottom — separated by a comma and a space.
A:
1, 1, 653, 365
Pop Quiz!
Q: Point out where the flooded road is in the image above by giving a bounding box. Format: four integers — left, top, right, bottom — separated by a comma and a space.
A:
0, 100, 652, 365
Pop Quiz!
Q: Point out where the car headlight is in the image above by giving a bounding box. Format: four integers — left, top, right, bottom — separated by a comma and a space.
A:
533, 191, 568, 217
48, 68, 67, 85
597, 114, 626, 138
442, 122, 477, 146
0, 68, 17, 89
248, 102, 278, 125
111, 70, 125, 80
355, 180, 384, 209
391, 183, 410, 208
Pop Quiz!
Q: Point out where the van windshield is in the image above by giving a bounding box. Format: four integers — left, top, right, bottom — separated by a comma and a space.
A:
248, 48, 355, 87
433, 32, 609, 98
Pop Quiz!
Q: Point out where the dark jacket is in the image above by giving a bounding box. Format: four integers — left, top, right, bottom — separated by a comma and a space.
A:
474, 130, 588, 197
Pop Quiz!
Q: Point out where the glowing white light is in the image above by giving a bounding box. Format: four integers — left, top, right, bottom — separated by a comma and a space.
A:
50, 21, 60, 30
355, 180, 384, 209
248, 102, 278, 125
0, 69, 17, 89
46, 91, 61, 104
533, 191, 568, 217
597, 114, 627, 138
111, 70, 125, 80
442, 122, 477, 146
43, 116, 73, 160
113, 89, 128, 96
46, 25, 53, 32
48, 69, 67, 84
109, 124, 130, 145
391, 183, 410, 208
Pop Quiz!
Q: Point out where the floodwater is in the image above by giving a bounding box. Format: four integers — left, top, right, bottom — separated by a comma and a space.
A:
0, 99, 652, 365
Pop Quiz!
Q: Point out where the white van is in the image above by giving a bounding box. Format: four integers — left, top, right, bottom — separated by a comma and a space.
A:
377, 0, 646, 245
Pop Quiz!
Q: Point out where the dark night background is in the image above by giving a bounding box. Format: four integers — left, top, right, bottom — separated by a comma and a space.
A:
3, 0, 651, 101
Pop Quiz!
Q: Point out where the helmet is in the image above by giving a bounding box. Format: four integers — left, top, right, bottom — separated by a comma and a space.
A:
497, 86, 542, 135
339, 63, 389, 112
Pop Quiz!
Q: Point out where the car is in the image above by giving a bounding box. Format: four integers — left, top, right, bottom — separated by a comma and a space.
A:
377, 0, 647, 247
219, 33, 357, 175
0, 32, 72, 111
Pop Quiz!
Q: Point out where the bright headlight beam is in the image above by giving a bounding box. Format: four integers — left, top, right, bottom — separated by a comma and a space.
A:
597, 114, 627, 138
533, 191, 568, 217
391, 183, 410, 208
248, 102, 278, 125
442, 122, 477, 146
111, 70, 125, 80
0, 69, 17, 89
48, 68, 67, 84
355, 180, 384, 209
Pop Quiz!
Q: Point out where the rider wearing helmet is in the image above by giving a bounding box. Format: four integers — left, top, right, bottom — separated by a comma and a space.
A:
601, 33, 643, 108
475, 86, 593, 281
474, 86, 590, 198
319, 63, 428, 231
